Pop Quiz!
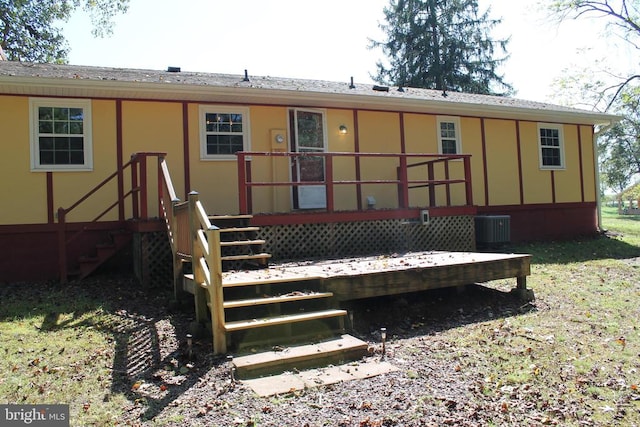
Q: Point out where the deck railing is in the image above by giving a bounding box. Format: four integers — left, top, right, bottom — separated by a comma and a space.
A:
57, 152, 166, 283
187, 192, 226, 354
236, 151, 473, 214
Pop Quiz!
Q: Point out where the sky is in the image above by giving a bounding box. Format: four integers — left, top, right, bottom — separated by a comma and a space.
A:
62, 0, 630, 105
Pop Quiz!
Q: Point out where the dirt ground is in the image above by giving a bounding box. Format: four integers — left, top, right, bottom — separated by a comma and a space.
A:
77, 274, 541, 427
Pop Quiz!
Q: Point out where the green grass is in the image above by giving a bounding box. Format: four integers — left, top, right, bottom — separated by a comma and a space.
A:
2, 207, 640, 425
432, 205, 640, 425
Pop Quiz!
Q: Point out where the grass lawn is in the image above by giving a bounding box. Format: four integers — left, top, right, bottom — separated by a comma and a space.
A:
1, 206, 639, 425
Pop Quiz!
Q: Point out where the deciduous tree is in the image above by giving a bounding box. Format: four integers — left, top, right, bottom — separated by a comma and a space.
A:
0, 0, 129, 63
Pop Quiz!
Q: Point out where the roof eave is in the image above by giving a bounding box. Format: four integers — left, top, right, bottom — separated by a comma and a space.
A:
0, 75, 621, 126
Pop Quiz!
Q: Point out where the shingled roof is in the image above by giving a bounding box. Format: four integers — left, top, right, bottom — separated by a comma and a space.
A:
0, 61, 619, 126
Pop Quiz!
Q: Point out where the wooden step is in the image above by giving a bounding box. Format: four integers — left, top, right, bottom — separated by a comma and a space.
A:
219, 226, 260, 233
220, 239, 266, 247
221, 253, 271, 262
224, 309, 347, 333
223, 292, 334, 309
209, 214, 254, 221
232, 334, 367, 379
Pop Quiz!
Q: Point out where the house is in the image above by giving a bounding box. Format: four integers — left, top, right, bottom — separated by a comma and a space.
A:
0, 61, 619, 283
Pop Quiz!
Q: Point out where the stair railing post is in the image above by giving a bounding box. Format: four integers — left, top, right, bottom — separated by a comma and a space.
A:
207, 224, 226, 354
188, 192, 209, 324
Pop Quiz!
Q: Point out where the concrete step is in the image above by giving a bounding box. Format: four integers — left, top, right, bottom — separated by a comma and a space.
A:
232, 334, 368, 380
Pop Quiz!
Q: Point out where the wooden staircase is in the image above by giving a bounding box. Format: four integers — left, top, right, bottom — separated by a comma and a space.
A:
171, 192, 365, 376
74, 229, 132, 280
209, 214, 271, 271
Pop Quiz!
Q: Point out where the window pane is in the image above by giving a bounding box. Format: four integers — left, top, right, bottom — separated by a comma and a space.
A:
297, 111, 324, 148
39, 107, 53, 121
204, 110, 246, 156
54, 107, 69, 121
542, 147, 560, 166
442, 139, 457, 154
440, 122, 456, 139
54, 151, 70, 164
70, 137, 84, 150
39, 137, 54, 150
39, 121, 53, 133
69, 121, 83, 134
69, 108, 84, 120
34, 102, 88, 168
54, 122, 69, 134
70, 151, 84, 164
40, 151, 54, 164
55, 137, 70, 150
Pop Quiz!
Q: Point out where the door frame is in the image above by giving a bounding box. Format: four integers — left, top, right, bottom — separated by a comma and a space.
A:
288, 107, 329, 209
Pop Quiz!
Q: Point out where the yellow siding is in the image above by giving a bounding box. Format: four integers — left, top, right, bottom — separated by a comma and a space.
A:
54, 100, 119, 222
520, 121, 552, 204
121, 101, 184, 218
484, 119, 520, 206
327, 109, 358, 211
580, 126, 596, 202
460, 117, 483, 206
403, 113, 435, 207
555, 125, 582, 203
0, 96, 48, 224
0, 93, 600, 226
189, 105, 291, 214
357, 111, 401, 209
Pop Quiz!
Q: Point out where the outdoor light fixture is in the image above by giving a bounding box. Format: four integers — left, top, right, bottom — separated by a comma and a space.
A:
381, 327, 387, 356
339, 125, 348, 135
186, 334, 193, 360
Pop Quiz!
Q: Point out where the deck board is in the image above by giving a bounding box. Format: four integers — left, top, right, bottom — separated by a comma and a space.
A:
222, 251, 531, 301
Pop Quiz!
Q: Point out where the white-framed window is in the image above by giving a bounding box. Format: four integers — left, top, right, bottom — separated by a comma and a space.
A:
199, 106, 250, 160
29, 98, 93, 171
436, 116, 462, 155
538, 123, 565, 169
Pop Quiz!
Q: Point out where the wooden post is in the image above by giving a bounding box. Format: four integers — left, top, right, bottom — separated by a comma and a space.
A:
464, 156, 473, 206
427, 162, 436, 207
188, 192, 209, 324
398, 155, 409, 208
57, 208, 67, 284
207, 226, 226, 354
139, 154, 148, 220
237, 153, 248, 214
326, 154, 334, 213
131, 155, 139, 219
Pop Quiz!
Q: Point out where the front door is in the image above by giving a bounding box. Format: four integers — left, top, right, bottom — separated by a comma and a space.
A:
290, 109, 327, 209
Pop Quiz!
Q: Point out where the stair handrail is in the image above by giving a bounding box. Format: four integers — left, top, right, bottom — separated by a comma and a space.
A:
188, 191, 226, 354
158, 156, 191, 297
57, 152, 166, 283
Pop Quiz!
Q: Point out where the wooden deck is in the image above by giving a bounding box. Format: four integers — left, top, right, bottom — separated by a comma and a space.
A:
222, 251, 532, 301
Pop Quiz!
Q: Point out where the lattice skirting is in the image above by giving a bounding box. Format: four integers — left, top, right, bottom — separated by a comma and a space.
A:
257, 215, 474, 262
133, 231, 173, 288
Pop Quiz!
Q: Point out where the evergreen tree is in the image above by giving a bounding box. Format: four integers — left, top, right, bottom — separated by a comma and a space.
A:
0, 0, 129, 63
371, 0, 512, 95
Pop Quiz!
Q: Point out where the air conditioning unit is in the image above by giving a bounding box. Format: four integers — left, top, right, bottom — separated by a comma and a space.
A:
475, 215, 510, 245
